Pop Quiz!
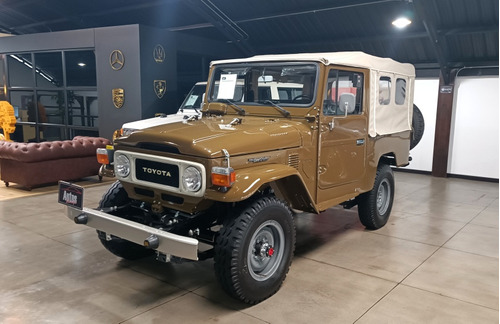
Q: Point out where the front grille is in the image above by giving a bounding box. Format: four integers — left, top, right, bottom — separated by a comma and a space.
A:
115, 150, 206, 198
135, 159, 179, 187
288, 153, 299, 169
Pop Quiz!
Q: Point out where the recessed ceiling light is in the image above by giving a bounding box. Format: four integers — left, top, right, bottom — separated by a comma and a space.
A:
392, 17, 412, 29
77, 62, 86, 67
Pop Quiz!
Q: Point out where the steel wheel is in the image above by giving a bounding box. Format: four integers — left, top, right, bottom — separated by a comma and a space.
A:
376, 178, 391, 215
248, 220, 285, 281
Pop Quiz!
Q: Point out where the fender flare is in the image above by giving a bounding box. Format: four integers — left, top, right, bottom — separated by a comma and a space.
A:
204, 163, 317, 212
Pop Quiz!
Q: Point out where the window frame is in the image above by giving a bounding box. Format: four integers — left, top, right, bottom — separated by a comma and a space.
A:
322, 68, 364, 116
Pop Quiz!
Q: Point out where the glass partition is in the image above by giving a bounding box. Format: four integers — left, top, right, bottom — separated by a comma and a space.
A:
5, 50, 98, 142
35, 52, 63, 87
37, 90, 65, 124
8, 54, 33, 87
65, 50, 97, 87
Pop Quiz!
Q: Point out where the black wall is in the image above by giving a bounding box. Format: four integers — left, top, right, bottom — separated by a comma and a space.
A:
0, 24, 241, 140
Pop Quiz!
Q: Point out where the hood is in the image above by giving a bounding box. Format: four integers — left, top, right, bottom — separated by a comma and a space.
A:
116, 116, 303, 158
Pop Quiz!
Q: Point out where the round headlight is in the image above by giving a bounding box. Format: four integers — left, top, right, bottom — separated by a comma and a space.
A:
182, 166, 202, 192
114, 154, 131, 177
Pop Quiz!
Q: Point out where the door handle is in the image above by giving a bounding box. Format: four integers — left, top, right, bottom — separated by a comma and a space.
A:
328, 120, 334, 131
356, 139, 365, 145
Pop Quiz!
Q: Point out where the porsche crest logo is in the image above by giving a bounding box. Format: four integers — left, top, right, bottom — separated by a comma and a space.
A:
153, 44, 165, 63
154, 80, 166, 99
112, 88, 124, 108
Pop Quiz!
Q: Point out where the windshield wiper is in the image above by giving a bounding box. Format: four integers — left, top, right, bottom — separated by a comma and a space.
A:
263, 100, 291, 118
220, 99, 246, 116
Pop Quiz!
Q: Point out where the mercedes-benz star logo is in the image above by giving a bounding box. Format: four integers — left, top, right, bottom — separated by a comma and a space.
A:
110, 50, 125, 70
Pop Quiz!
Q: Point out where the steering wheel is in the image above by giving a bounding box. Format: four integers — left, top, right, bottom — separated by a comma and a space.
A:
292, 94, 311, 102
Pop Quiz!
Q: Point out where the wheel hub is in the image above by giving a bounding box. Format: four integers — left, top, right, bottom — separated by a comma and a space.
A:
255, 242, 275, 258
247, 220, 285, 281
376, 178, 390, 214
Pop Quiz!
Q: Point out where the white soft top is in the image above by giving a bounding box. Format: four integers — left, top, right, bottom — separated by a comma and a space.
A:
211, 51, 415, 77
212, 51, 415, 137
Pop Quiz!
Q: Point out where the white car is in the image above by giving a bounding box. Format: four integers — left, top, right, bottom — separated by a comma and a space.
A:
120, 81, 205, 137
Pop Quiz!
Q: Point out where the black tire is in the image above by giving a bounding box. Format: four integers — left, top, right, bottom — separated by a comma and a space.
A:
214, 196, 296, 304
97, 181, 154, 260
357, 164, 394, 230
410, 104, 425, 150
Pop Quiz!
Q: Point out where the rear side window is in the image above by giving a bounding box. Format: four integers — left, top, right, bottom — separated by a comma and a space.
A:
395, 78, 406, 105
379, 76, 391, 105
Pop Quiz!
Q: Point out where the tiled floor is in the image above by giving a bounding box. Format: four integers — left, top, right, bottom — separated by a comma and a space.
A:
0, 172, 498, 323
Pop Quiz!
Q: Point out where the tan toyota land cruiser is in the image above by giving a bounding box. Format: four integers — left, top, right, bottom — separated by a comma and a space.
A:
59, 52, 423, 304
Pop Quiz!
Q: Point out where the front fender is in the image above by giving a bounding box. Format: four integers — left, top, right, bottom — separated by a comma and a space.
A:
204, 164, 315, 212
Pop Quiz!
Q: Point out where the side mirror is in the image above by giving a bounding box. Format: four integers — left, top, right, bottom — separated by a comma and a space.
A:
338, 93, 355, 116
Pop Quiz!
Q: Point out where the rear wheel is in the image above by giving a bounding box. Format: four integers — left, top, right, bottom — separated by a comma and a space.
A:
214, 196, 295, 304
357, 164, 394, 229
97, 181, 154, 260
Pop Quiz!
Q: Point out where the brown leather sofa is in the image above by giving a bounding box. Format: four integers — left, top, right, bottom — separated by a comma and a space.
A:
0, 136, 110, 189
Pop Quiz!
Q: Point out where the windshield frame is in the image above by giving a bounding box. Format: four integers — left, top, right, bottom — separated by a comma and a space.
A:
207, 62, 320, 113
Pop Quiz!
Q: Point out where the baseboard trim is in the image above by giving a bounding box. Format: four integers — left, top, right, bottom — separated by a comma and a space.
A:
394, 168, 499, 183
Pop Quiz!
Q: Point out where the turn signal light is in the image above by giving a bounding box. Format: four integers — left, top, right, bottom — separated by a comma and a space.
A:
211, 167, 235, 187
96, 148, 109, 164
112, 128, 123, 141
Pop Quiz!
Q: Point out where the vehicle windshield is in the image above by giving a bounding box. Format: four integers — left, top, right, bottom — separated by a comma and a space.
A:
208, 63, 318, 107
179, 83, 206, 110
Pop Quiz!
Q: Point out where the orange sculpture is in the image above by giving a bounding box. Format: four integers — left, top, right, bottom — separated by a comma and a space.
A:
0, 101, 16, 141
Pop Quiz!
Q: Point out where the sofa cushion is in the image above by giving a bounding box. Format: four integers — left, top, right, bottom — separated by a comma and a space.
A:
0, 136, 110, 163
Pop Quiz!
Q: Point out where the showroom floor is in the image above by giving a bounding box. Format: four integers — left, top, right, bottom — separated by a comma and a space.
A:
0, 172, 498, 323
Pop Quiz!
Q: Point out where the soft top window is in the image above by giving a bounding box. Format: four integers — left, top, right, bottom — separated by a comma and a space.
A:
379, 76, 391, 105
395, 78, 406, 105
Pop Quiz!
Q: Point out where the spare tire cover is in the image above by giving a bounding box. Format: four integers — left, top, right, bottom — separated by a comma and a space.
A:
410, 104, 425, 150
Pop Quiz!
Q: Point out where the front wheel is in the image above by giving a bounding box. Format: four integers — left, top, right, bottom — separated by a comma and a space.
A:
357, 164, 394, 230
214, 196, 296, 304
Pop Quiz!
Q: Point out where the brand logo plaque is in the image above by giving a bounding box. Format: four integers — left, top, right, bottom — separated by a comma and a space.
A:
153, 44, 165, 63
110, 50, 125, 70
154, 80, 166, 99
112, 88, 125, 108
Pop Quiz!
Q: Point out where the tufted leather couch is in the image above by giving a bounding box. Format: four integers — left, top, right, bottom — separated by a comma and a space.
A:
0, 136, 110, 189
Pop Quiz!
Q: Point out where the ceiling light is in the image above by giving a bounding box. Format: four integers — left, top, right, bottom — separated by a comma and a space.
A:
77, 62, 86, 67
392, 17, 412, 29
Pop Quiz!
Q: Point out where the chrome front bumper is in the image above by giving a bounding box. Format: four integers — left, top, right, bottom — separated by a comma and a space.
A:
66, 206, 199, 260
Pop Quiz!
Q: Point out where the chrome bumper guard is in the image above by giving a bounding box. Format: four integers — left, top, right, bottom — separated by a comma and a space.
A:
66, 206, 199, 260
99, 164, 115, 178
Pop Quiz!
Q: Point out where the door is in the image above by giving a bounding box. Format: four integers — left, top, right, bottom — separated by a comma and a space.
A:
318, 68, 367, 197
